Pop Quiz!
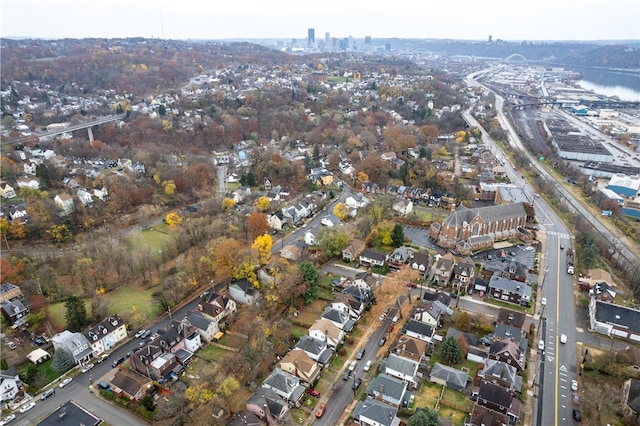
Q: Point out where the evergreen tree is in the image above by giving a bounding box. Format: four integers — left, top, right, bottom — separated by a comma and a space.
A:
65, 295, 89, 332
52, 347, 74, 372
391, 223, 405, 247
407, 408, 440, 426
441, 336, 463, 365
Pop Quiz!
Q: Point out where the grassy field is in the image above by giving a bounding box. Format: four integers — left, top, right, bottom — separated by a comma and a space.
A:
48, 284, 162, 329
412, 382, 470, 426
125, 224, 173, 260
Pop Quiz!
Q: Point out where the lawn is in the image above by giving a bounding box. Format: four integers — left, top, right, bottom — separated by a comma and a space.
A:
125, 225, 173, 260
48, 284, 162, 329
412, 382, 471, 426
197, 344, 226, 361
429, 353, 480, 379
18, 357, 65, 393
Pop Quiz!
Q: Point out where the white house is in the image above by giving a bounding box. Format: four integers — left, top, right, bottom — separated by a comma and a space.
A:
393, 198, 413, 216
381, 353, 421, 389
82, 315, 127, 356
77, 189, 94, 206
321, 213, 341, 227
16, 177, 40, 190
304, 230, 316, 246
93, 185, 109, 201
345, 193, 369, 209
0, 368, 22, 402
308, 319, 344, 349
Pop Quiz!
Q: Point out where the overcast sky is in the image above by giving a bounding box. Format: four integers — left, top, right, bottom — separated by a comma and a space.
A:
2, 0, 639, 41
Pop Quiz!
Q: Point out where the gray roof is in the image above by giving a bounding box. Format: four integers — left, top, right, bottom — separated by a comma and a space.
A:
488, 275, 532, 298
366, 373, 407, 401
402, 319, 434, 339
383, 353, 419, 377
429, 362, 468, 391
246, 387, 287, 417
443, 202, 526, 228
187, 311, 214, 331
481, 359, 523, 392
360, 248, 387, 262
594, 300, 640, 333
295, 336, 332, 364
353, 397, 398, 426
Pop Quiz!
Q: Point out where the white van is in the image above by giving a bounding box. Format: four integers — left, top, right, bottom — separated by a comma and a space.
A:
391, 316, 399, 325
364, 360, 372, 372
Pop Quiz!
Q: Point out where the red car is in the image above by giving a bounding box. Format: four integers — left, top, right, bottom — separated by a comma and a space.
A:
307, 388, 320, 398
388, 325, 394, 333
316, 403, 326, 418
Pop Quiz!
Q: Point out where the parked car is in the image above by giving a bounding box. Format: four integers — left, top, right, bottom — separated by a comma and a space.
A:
112, 356, 125, 368
343, 369, 352, 381
352, 377, 362, 390
364, 360, 372, 372
32, 338, 45, 346
572, 408, 581, 421
59, 377, 72, 388
349, 360, 357, 371
97, 353, 110, 364
0, 414, 16, 426
391, 316, 399, 324
81, 363, 95, 374
41, 388, 55, 400
139, 330, 152, 339
19, 402, 36, 414
538, 340, 545, 351
134, 329, 147, 338
378, 336, 387, 346
354, 262, 361, 269
571, 380, 578, 391
315, 403, 326, 418
307, 388, 320, 398
541, 297, 547, 306
356, 348, 366, 360
387, 325, 394, 333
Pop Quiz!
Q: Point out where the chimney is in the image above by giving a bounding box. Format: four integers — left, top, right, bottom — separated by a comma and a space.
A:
263, 402, 270, 419
451, 203, 456, 213
377, 384, 384, 400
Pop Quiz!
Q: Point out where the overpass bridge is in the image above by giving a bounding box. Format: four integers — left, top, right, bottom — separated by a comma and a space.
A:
2, 113, 126, 146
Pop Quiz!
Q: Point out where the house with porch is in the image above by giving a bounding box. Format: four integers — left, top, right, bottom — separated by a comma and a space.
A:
276, 349, 320, 385
51, 330, 92, 365
246, 387, 289, 425
380, 353, 421, 389
110, 369, 154, 401
0, 368, 22, 402
82, 314, 127, 356
330, 293, 365, 321
353, 398, 400, 426
320, 307, 355, 332
261, 368, 306, 405
342, 239, 366, 262
433, 253, 455, 287
294, 336, 333, 367
366, 373, 412, 408
308, 319, 345, 349
359, 248, 387, 267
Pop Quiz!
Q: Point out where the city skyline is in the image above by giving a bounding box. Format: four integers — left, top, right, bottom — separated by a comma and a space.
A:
1, 0, 639, 42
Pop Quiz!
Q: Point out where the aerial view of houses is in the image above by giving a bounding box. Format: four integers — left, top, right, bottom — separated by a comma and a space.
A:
0, 29, 639, 426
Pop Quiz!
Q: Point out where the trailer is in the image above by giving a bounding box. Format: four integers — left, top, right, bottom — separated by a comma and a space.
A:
567, 250, 575, 275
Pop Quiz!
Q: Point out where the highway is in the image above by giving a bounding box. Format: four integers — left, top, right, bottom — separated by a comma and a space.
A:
3, 114, 125, 145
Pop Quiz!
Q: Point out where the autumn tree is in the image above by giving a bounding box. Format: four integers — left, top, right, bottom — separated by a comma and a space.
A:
255, 196, 270, 212
184, 383, 214, 409
247, 212, 269, 242
216, 376, 240, 412
222, 197, 236, 211
333, 202, 349, 220
202, 237, 244, 281
165, 212, 183, 227
251, 234, 272, 265
317, 226, 351, 258
356, 171, 369, 185
47, 224, 72, 243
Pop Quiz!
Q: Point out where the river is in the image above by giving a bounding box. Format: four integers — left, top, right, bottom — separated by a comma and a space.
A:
569, 67, 640, 102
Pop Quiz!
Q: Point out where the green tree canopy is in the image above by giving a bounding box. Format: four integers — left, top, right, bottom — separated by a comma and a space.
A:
391, 223, 405, 247
64, 295, 90, 332
52, 347, 74, 372
299, 261, 319, 286
407, 407, 440, 426
440, 336, 462, 365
